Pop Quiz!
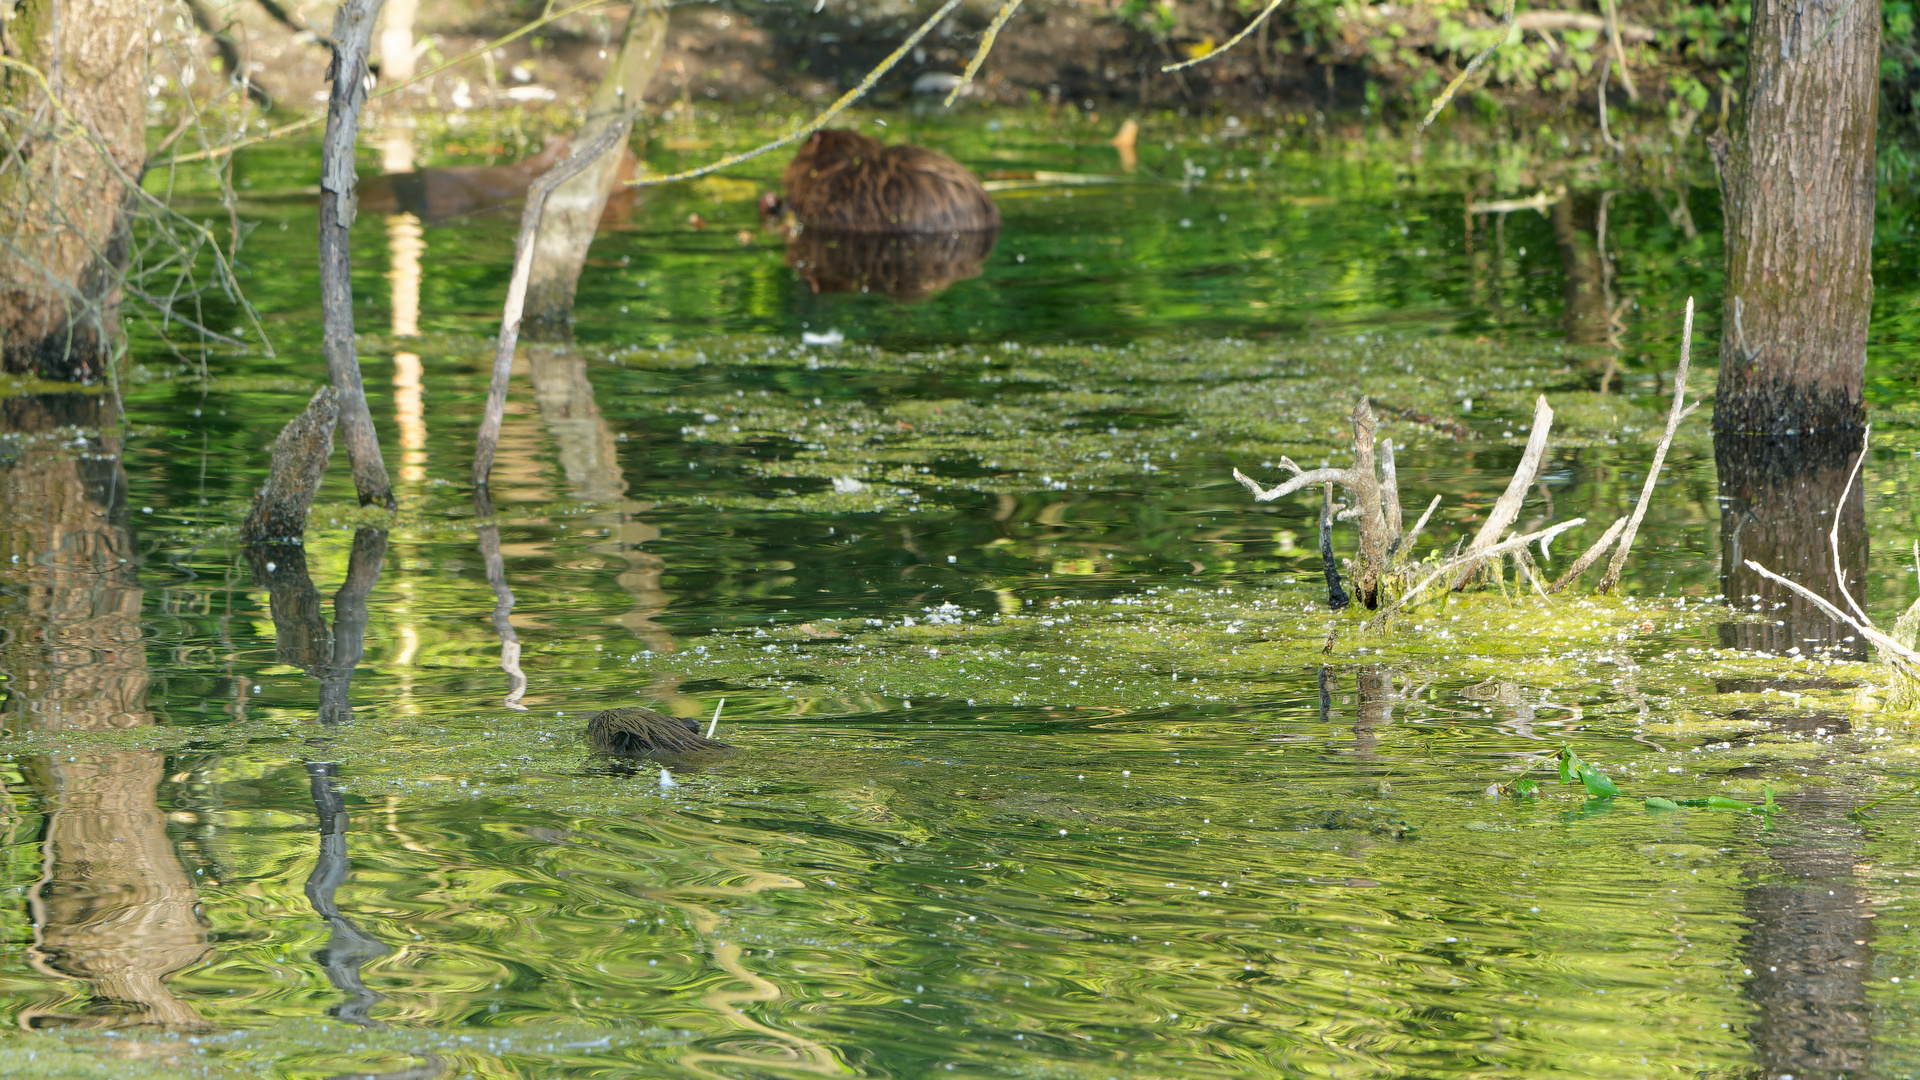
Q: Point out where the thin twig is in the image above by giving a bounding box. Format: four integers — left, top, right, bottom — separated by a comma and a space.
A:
630, 0, 965, 187
945, 0, 1024, 104
473, 114, 637, 488
1547, 515, 1627, 594
1743, 560, 1920, 670
1601, 0, 1638, 100
1160, 0, 1289, 73
1596, 297, 1696, 593
1830, 425, 1872, 626
1401, 494, 1442, 558
1417, 0, 1518, 132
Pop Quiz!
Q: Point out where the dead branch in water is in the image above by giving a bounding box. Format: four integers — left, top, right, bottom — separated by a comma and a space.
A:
240, 387, 338, 545
1547, 515, 1628, 594
1596, 297, 1698, 593
1452, 394, 1554, 588
472, 116, 637, 489
1367, 519, 1587, 632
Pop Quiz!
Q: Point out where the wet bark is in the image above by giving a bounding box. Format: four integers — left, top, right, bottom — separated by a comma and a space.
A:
1717, 433, 1867, 658
1712, 0, 1879, 435
521, 1, 666, 341
320, 0, 397, 508
0, 394, 210, 1029
239, 386, 339, 544
1740, 793, 1876, 1078
0, 0, 146, 380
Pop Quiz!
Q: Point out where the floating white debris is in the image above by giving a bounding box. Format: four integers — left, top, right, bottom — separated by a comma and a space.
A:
831, 476, 866, 493
659, 768, 676, 789
802, 329, 845, 346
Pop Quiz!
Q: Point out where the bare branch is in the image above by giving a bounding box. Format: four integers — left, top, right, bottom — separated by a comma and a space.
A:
1829, 424, 1872, 627
945, 0, 1024, 104
473, 115, 637, 488
1401, 494, 1442, 557
1160, 0, 1288, 73
1452, 393, 1553, 586
1597, 297, 1696, 593
1744, 559, 1920, 669
1233, 465, 1353, 503
1418, 0, 1518, 131
629, 0, 967, 188
1547, 515, 1627, 594
1368, 518, 1588, 631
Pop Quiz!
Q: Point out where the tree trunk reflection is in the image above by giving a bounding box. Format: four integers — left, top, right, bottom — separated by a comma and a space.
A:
1716, 434, 1866, 658
0, 393, 210, 1029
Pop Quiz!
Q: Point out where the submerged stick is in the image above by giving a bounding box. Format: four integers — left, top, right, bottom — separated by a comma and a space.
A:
240, 386, 339, 544
473, 116, 637, 489
1596, 297, 1697, 593
1547, 515, 1628, 595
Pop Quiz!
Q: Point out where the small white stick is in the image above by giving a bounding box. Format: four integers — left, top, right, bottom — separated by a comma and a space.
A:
707, 697, 725, 739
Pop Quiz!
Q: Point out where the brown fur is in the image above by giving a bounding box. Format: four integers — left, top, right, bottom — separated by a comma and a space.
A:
359, 136, 642, 224
586, 707, 733, 758
786, 227, 997, 302
782, 129, 999, 234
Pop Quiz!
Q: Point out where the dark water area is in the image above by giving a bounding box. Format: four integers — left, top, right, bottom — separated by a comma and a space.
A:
5, 108, 1920, 1076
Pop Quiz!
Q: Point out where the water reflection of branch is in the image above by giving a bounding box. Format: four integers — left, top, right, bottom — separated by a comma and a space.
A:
303, 761, 391, 1027
244, 528, 389, 724
474, 489, 530, 710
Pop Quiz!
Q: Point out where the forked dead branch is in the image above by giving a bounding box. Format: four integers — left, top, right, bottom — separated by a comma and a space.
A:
1233, 299, 1700, 621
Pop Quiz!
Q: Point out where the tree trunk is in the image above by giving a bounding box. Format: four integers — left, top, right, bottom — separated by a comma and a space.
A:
1713, 0, 1879, 435
320, 0, 397, 508
0, 0, 146, 381
521, 1, 667, 342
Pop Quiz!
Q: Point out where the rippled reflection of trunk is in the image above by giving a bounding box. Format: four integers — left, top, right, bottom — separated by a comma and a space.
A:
303, 761, 389, 1026
1716, 434, 1866, 658
1353, 666, 1394, 758
1741, 793, 1875, 1077
0, 394, 209, 1028
527, 345, 675, 653
1549, 193, 1610, 348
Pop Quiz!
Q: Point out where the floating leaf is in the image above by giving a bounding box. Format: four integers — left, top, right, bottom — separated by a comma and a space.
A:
1577, 764, 1621, 799
1557, 745, 1583, 787
1514, 777, 1539, 796
1675, 796, 1764, 813
1644, 796, 1681, 811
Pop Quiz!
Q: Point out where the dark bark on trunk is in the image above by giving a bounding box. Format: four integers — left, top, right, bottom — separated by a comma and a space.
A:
0, 0, 146, 381
1717, 433, 1867, 658
320, 0, 396, 508
521, 1, 667, 342
1713, 0, 1879, 435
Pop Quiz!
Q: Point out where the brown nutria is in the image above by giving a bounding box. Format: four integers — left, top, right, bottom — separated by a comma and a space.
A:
358, 136, 642, 224
785, 226, 997, 302
781, 129, 999, 234
586, 707, 733, 758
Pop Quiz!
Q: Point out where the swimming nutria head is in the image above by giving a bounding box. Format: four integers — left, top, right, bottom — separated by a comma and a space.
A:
782, 128, 999, 234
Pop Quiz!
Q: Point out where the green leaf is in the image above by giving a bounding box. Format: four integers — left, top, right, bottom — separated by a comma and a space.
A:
1557, 745, 1583, 787
1577, 764, 1621, 799
1514, 777, 1539, 796
1644, 796, 1682, 811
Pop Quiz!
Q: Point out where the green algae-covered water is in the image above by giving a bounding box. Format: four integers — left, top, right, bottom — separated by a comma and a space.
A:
8, 107, 1920, 1077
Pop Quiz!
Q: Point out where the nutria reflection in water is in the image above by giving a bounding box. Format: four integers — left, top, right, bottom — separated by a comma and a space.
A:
770, 128, 999, 301
359, 135, 641, 225
587, 706, 733, 759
